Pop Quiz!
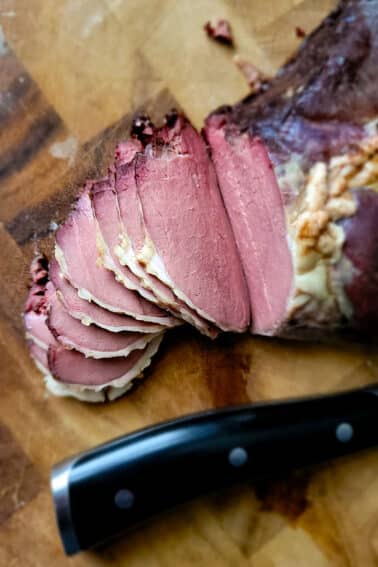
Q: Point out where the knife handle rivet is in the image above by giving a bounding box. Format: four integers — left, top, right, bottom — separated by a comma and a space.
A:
336, 422, 354, 443
114, 489, 135, 510
228, 447, 248, 467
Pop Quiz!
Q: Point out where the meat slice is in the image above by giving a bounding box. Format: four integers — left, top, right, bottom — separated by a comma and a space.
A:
90, 175, 158, 303
135, 114, 250, 332
114, 136, 219, 337
29, 341, 49, 374
206, 0, 378, 335
205, 118, 293, 334
24, 310, 56, 349
115, 151, 178, 305
204, 19, 234, 46
26, 319, 109, 402
89, 138, 160, 305
46, 282, 161, 358
49, 259, 164, 333
28, 314, 163, 402
55, 188, 178, 327
48, 336, 162, 388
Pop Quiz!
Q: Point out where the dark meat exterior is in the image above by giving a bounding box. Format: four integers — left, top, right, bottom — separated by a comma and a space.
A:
205, 0, 378, 335
339, 189, 378, 331
204, 19, 234, 46
135, 113, 250, 332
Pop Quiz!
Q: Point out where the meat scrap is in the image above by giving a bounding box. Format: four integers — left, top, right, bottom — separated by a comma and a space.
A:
233, 54, 268, 93
295, 26, 306, 38
204, 19, 234, 46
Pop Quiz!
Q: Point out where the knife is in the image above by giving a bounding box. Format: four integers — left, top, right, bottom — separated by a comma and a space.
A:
51, 383, 378, 555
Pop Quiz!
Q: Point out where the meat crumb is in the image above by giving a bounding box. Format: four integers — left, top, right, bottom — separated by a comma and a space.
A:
295, 26, 306, 38
233, 54, 266, 93
204, 19, 234, 46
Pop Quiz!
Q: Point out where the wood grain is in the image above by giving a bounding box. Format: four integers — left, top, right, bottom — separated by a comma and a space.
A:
0, 1, 377, 565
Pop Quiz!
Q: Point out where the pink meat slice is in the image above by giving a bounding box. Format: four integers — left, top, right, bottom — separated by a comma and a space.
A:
90, 177, 155, 297
24, 310, 56, 348
205, 118, 293, 334
29, 341, 49, 372
49, 259, 163, 333
55, 188, 177, 326
102, 137, 174, 308
48, 337, 162, 386
89, 140, 160, 305
115, 157, 177, 304
115, 144, 219, 337
115, 160, 218, 335
135, 115, 250, 332
25, 305, 163, 398
46, 282, 160, 358
93, 173, 178, 309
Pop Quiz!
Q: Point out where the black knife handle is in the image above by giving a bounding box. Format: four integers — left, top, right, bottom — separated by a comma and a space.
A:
51, 384, 378, 555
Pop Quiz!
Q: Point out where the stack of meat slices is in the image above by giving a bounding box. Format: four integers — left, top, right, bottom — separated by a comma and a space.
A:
24, 114, 250, 401
24, 255, 165, 402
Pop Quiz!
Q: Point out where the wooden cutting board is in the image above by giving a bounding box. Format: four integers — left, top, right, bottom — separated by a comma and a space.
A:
1, 1, 378, 565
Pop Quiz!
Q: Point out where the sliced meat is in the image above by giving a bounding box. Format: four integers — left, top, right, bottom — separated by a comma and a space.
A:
114, 138, 219, 337
115, 153, 177, 304
24, 310, 56, 349
46, 282, 161, 359
25, 277, 163, 402
48, 335, 162, 389
28, 337, 113, 402
135, 114, 250, 332
24, 0, 378, 407
90, 138, 160, 304
29, 341, 49, 373
205, 118, 293, 334
90, 176, 158, 301
49, 259, 164, 333
113, 125, 178, 307
55, 188, 178, 326
206, 0, 378, 335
